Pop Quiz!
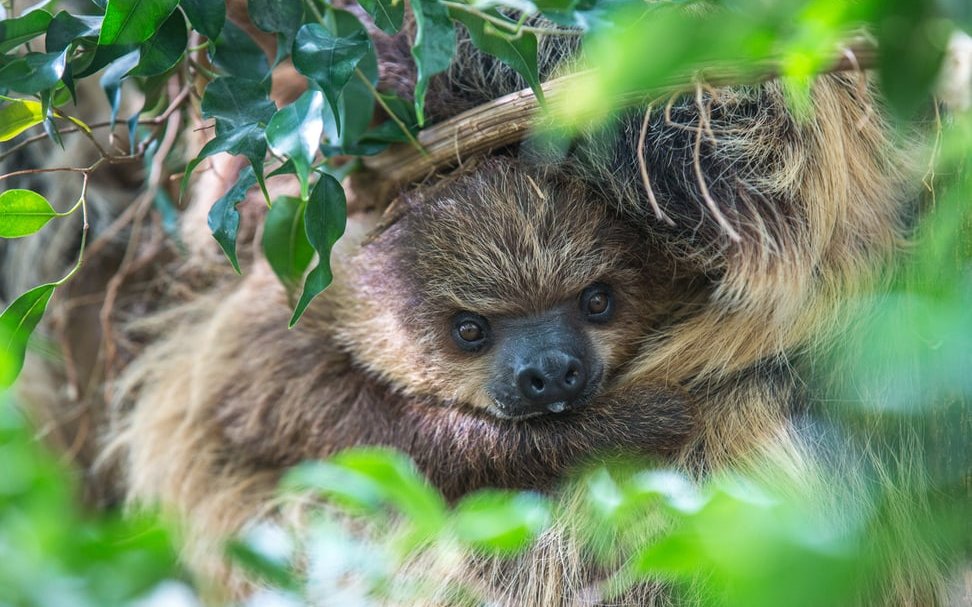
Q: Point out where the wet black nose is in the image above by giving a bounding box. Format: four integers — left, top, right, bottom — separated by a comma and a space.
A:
515, 352, 588, 412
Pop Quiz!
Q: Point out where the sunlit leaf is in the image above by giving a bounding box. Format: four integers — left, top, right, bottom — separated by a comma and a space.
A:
0, 98, 43, 141
0, 50, 67, 94
0, 283, 55, 388
99, 0, 179, 46
410, 0, 456, 126
207, 165, 258, 273
179, 0, 225, 40
128, 9, 187, 77
263, 196, 314, 286
289, 173, 345, 326
265, 88, 324, 200
0, 189, 57, 238
452, 490, 551, 554
292, 23, 370, 136
0, 10, 53, 53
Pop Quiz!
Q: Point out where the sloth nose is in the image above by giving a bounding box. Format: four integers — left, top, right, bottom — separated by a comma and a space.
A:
515, 353, 587, 412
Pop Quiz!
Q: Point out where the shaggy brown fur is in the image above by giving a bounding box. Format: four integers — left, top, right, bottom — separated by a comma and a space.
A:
5, 2, 947, 605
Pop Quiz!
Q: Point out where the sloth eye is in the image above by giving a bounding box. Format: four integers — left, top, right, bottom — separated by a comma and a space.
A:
452, 312, 491, 352
580, 283, 614, 323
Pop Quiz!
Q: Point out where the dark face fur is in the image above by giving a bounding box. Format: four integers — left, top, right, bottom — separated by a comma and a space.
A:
338, 158, 682, 420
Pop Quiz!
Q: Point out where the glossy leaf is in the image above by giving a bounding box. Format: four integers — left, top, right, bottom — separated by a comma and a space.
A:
358, 0, 405, 34
0, 283, 55, 388
128, 10, 187, 77
0, 10, 53, 53
409, 0, 456, 126
181, 123, 269, 201
449, 9, 543, 102
201, 77, 276, 130
452, 490, 551, 554
212, 19, 269, 81
0, 98, 43, 141
45, 12, 102, 53
262, 196, 314, 286
289, 174, 346, 326
247, 0, 303, 62
179, 0, 225, 40
0, 189, 57, 238
292, 24, 370, 136
265, 88, 324, 200
0, 50, 67, 94
99, 0, 180, 46
207, 165, 258, 273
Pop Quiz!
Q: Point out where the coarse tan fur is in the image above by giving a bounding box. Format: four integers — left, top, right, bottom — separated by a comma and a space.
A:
3, 2, 951, 606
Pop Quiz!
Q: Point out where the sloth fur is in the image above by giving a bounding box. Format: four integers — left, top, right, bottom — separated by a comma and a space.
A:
2, 3, 948, 606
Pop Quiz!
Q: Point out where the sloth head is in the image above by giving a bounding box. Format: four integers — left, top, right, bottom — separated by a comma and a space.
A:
332, 158, 684, 420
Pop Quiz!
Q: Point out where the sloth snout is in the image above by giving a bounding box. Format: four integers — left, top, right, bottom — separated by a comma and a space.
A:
514, 352, 588, 413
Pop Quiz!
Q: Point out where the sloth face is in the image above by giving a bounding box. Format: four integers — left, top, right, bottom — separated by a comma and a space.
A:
343, 158, 683, 420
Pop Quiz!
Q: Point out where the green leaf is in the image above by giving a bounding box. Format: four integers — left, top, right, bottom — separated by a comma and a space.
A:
128, 10, 187, 77
247, 0, 303, 62
201, 77, 275, 130
452, 490, 551, 554
289, 174, 346, 326
358, 0, 405, 34
207, 165, 258, 273
99, 0, 180, 46
265, 88, 324, 200
0, 283, 55, 388
0, 189, 57, 238
179, 0, 225, 40
409, 0, 456, 126
99, 49, 140, 129
876, 1, 949, 118
0, 10, 53, 53
181, 124, 269, 202
262, 196, 314, 285
212, 19, 269, 81
449, 9, 543, 103
0, 98, 43, 141
0, 50, 67, 94
45, 12, 102, 53
226, 538, 297, 590
292, 24, 370, 136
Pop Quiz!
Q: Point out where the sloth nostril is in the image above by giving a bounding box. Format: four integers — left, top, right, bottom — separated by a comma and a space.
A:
564, 368, 579, 385
531, 377, 545, 392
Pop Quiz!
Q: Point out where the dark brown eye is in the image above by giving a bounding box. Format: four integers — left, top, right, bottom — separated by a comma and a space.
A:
452, 312, 491, 352
580, 283, 614, 323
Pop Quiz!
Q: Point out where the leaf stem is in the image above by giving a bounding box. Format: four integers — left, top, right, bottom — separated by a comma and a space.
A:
354, 69, 428, 155
54, 175, 90, 287
439, 2, 582, 38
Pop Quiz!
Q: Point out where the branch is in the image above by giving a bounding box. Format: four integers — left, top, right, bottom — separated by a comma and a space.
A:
354, 40, 878, 209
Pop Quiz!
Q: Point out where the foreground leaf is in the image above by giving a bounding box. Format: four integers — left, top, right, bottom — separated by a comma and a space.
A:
452, 490, 551, 554
262, 196, 314, 286
0, 50, 67, 94
0, 98, 43, 141
0, 190, 57, 238
99, 0, 180, 46
128, 9, 187, 77
410, 0, 456, 126
358, 0, 405, 34
207, 165, 258, 273
289, 174, 346, 326
265, 88, 324, 200
0, 10, 53, 54
179, 0, 225, 40
0, 283, 55, 388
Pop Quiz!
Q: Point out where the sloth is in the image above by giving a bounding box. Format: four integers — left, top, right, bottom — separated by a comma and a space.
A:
3, 3, 949, 606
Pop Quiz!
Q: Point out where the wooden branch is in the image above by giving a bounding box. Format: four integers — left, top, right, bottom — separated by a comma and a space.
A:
352, 40, 878, 211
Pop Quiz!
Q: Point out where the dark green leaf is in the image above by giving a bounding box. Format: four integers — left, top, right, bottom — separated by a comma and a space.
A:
181, 124, 269, 202
939, 0, 972, 34
179, 0, 225, 40
292, 23, 370, 136
0, 283, 55, 388
409, 0, 456, 126
247, 0, 303, 62
71, 42, 135, 79
0, 10, 53, 54
449, 9, 543, 102
201, 77, 275, 130
265, 88, 324, 199
46, 12, 102, 53
289, 174, 345, 326
207, 165, 258, 273
876, 3, 949, 118
212, 19, 269, 81
99, 49, 140, 129
262, 195, 314, 285
128, 10, 187, 77
452, 490, 551, 554
226, 539, 297, 590
0, 97, 43, 141
99, 0, 180, 46
358, 0, 405, 34
0, 50, 67, 94
0, 189, 57, 238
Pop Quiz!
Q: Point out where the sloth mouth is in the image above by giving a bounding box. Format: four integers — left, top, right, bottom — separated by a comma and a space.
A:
486, 368, 604, 422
